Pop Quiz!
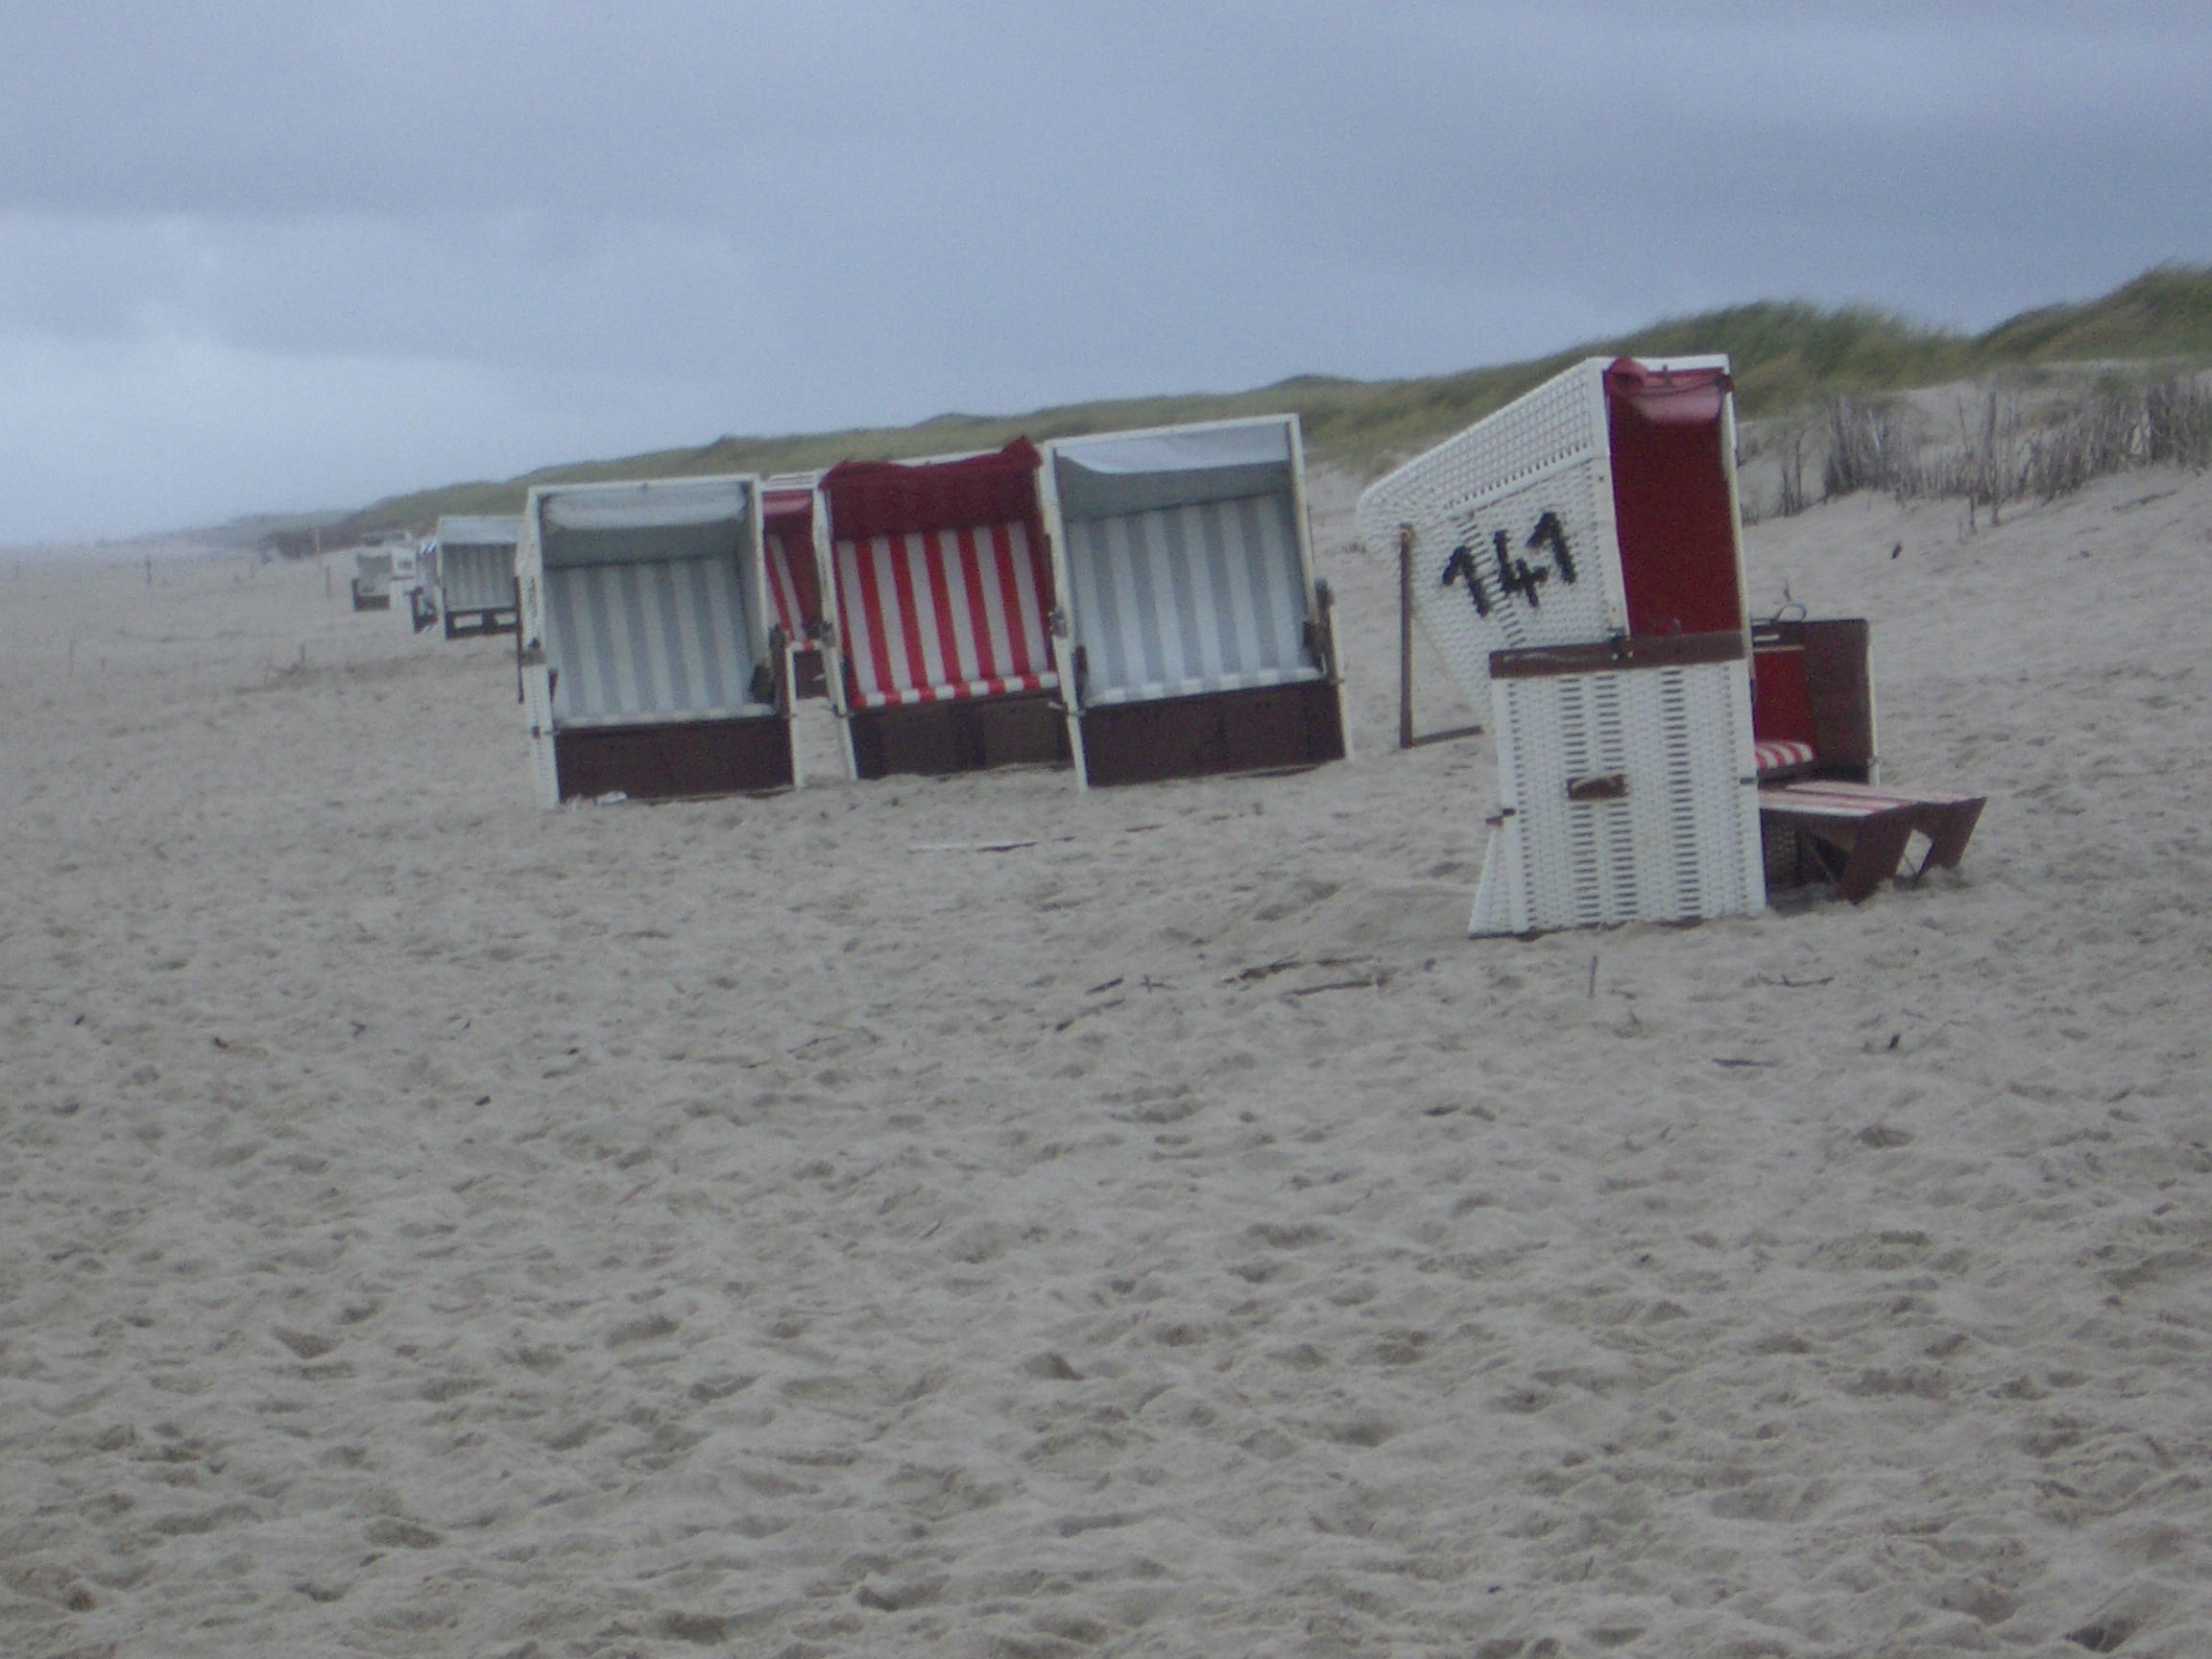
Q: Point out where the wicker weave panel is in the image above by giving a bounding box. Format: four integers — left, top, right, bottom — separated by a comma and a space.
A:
1357, 360, 1627, 713
1471, 658, 1764, 934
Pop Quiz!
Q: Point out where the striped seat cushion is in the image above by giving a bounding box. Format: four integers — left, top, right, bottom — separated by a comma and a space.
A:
1753, 737, 1817, 777
1064, 493, 1318, 708
833, 520, 1059, 709
542, 557, 769, 728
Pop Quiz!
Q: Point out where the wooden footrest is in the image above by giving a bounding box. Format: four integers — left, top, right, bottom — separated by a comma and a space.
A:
1759, 781, 1986, 903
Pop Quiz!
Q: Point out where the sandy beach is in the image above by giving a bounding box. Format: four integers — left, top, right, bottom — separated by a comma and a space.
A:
4, 465, 2210, 1657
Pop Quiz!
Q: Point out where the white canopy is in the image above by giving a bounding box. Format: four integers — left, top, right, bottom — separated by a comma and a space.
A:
537, 478, 755, 569
1051, 419, 1296, 520
434, 514, 522, 549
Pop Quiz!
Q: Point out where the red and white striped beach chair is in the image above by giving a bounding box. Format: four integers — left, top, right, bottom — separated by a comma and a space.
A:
762, 476, 830, 700
820, 440, 1070, 778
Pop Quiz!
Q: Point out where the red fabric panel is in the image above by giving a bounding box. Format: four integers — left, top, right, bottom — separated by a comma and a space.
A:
994, 521, 1045, 675
1752, 644, 1817, 746
1604, 359, 1743, 638
820, 438, 1043, 541
958, 526, 998, 681
762, 486, 812, 533
761, 488, 821, 636
831, 520, 1059, 708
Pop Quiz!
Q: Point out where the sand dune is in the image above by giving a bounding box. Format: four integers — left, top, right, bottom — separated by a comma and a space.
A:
4, 467, 2210, 1657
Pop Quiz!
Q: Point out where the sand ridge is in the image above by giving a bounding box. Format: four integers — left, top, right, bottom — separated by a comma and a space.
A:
3, 469, 2210, 1656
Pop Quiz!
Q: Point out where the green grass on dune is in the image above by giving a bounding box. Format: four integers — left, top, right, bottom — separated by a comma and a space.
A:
324, 264, 2212, 543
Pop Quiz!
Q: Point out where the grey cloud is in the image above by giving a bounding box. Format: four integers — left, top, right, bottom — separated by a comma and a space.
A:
1, 1, 2207, 541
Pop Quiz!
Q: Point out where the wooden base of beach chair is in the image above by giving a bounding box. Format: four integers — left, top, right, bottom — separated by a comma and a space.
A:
1078, 680, 1344, 787
1759, 781, 1986, 903
443, 607, 518, 639
553, 717, 794, 802
350, 586, 391, 612
849, 692, 1070, 780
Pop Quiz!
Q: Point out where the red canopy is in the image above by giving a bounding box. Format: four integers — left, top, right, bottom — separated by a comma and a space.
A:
1603, 359, 1741, 638
1603, 357, 1730, 425
821, 438, 1043, 541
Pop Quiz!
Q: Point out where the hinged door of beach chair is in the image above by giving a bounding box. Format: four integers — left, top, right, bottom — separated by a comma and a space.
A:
1041, 415, 1347, 787
516, 473, 794, 806
1472, 634, 1766, 935
820, 439, 1070, 779
431, 515, 523, 638
761, 475, 836, 703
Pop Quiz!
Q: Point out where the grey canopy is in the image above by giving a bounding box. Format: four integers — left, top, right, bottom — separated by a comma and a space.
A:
538, 478, 756, 570
1051, 421, 1295, 521
434, 514, 522, 550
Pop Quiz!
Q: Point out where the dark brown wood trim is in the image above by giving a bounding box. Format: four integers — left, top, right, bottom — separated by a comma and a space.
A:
553, 716, 793, 801
1490, 630, 1745, 681
1079, 679, 1346, 787
849, 692, 1070, 780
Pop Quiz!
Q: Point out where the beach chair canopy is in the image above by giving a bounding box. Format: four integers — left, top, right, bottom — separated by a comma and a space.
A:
821, 439, 1057, 709
525, 476, 770, 730
1602, 358, 1743, 641
431, 514, 522, 614
1047, 417, 1320, 709
1355, 355, 1747, 712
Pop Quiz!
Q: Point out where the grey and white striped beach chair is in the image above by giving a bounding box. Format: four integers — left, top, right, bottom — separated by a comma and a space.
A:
430, 515, 522, 638
516, 475, 795, 805
1041, 416, 1345, 787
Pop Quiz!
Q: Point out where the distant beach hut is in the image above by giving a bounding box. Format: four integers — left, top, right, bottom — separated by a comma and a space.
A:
1040, 414, 1345, 786
349, 548, 395, 612
819, 440, 1070, 779
516, 474, 794, 805
428, 515, 522, 638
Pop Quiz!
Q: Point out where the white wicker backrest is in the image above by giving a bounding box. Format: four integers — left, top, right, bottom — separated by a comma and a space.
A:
1357, 359, 1630, 711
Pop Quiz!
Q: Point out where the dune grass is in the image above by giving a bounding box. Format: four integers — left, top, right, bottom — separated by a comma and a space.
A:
316, 264, 2212, 545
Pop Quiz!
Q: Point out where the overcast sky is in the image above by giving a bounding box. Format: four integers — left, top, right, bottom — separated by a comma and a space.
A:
3, 1, 2206, 544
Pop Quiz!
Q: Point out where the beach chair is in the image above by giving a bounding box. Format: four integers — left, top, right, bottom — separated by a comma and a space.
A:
761, 475, 833, 701
516, 474, 794, 805
430, 515, 522, 638
1360, 356, 1768, 933
819, 439, 1070, 779
1040, 416, 1346, 786
350, 548, 395, 612
407, 538, 440, 633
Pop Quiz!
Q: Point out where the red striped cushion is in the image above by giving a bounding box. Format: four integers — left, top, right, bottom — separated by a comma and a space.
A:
834, 519, 1059, 709
764, 530, 813, 642
1754, 737, 1816, 777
